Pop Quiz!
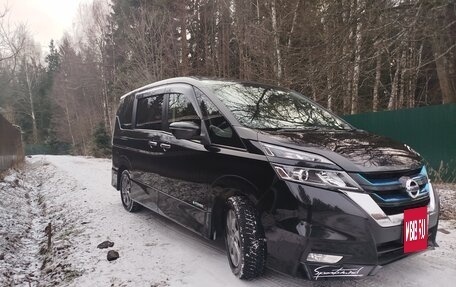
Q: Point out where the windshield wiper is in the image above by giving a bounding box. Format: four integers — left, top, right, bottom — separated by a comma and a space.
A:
276, 127, 320, 132
255, 127, 320, 132
257, 126, 353, 132
331, 127, 354, 131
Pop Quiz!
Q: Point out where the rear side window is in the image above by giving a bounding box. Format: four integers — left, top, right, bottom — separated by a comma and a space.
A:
168, 93, 200, 127
117, 94, 134, 129
136, 95, 164, 130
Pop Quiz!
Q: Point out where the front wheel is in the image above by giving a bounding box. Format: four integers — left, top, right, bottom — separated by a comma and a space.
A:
225, 196, 266, 280
120, 170, 141, 212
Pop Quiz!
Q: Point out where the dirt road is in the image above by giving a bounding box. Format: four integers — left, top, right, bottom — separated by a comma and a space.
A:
1, 156, 455, 286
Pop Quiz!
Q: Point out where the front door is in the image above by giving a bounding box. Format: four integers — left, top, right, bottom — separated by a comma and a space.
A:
155, 85, 212, 236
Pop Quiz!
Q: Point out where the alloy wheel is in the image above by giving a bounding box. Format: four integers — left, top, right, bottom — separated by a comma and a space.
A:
121, 173, 132, 208
226, 209, 242, 267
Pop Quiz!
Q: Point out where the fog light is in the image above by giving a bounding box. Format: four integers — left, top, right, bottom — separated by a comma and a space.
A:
307, 253, 343, 264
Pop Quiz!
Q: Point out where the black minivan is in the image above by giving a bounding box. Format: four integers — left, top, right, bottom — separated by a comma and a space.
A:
111, 77, 439, 280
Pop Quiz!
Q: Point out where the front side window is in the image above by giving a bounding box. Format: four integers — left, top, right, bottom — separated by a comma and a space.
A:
202, 80, 352, 131
195, 88, 244, 148
136, 95, 164, 130
168, 93, 200, 127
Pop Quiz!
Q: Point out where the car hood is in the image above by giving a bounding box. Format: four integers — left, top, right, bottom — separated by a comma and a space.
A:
257, 129, 423, 173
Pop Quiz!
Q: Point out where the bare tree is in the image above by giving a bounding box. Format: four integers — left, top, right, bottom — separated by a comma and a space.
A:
0, 6, 26, 65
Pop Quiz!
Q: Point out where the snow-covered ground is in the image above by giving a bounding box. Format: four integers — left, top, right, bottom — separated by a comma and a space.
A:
1, 155, 456, 287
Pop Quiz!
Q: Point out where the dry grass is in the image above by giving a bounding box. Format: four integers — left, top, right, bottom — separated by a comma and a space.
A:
435, 183, 456, 220
428, 161, 456, 184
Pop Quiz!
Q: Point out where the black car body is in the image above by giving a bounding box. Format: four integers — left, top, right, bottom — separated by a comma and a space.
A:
111, 77, 439, 280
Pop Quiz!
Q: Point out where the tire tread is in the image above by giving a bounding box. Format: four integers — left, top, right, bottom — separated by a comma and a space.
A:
226, 196, 266, 280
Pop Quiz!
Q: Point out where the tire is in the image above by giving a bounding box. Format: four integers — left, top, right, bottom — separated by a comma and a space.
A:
224, 196, 266, 280
120, 170, 141, 212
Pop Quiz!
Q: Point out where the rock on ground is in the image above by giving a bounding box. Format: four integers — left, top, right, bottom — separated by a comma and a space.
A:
107, 250, 120, 261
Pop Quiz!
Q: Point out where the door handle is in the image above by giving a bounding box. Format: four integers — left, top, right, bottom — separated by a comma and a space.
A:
160, 143, 171, 150
148, 140, 158, 148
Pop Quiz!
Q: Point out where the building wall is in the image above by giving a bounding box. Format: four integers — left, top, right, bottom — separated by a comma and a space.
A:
0, 114, 24, 171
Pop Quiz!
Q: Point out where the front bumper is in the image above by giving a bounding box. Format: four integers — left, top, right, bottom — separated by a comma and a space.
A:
264, 181, 440, 280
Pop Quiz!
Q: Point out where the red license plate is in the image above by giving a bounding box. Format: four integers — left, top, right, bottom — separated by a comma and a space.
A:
403, 206, 428, 253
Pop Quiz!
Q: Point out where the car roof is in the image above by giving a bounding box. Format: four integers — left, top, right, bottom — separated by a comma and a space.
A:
119, 76, 284, 100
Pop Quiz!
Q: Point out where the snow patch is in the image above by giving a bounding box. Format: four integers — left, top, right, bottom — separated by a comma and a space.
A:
2, 156, 456, 287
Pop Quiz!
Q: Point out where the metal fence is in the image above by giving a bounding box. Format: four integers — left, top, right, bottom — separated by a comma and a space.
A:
343, 103, 456, 183
0, 114, 24, 171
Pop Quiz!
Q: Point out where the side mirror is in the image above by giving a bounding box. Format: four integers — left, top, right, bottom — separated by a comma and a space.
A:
169, 121, 201, 140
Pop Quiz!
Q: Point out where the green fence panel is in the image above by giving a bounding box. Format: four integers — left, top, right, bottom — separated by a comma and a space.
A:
343, 104, 456, 183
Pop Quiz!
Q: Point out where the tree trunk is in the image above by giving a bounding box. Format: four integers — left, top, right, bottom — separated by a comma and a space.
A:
287, 0, 301, 50
388, 55, 401, 110
63, 75, 75, 148
433, 38, 456, 103
372, 40, 382, 112
100, 69, 112, 132
350, 8, 363, 114
432, 3, 456, 104
342, 0, 355, 114
270, 0, 282, 82
180, 3, 189, 76
327, 73, 333, 111
256, 0, 260, 24
24, 61, 38, 144
398, 50, 407, 108
409, 43, 423, 108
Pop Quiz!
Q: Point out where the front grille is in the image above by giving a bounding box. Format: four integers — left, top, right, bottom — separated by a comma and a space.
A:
352, 166, 430, 215
361, 168, 422, 182
375, 197, 430, 215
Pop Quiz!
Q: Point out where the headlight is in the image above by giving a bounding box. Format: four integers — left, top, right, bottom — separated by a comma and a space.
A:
261, 143, 361, 191
273, 164, 361, 191
261, 143, 332, 164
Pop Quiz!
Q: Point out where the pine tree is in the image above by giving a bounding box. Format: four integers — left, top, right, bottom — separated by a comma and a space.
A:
92, 122, 111, 157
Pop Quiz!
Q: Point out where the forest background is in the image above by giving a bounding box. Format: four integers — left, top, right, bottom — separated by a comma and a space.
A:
0, 0, 455, 157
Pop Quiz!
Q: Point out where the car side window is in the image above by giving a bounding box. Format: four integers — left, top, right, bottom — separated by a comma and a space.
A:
195, 89, 244, 148
117, 94, 134, 129
168, 93, 200, 127
136, 94, 164, 130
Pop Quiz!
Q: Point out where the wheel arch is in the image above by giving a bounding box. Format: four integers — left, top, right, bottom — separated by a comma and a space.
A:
209, 175, 261, 239
116, 155, 132, 190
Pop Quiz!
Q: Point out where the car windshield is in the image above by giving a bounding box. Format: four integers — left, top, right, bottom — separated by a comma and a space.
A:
202, 80, 352, 131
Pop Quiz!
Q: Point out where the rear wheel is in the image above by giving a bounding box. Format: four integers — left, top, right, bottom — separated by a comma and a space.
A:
225, 196, 266, 279
120, 170, 141, 212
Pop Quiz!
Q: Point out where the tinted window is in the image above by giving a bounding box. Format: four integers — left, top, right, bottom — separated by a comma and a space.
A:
136, 95, 164, 130
168, 93, 200, 126
202, 80, 352, 131
117, 94, 134, 129
195, 88, 244, 148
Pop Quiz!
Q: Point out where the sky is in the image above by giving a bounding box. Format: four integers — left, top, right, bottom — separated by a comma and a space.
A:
0, 0, 92, 50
